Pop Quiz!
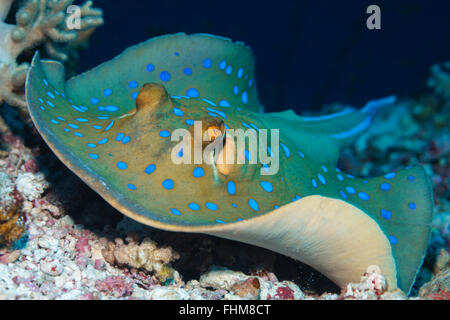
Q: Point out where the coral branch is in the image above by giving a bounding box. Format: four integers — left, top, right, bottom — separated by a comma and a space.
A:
0, 0, 104, 111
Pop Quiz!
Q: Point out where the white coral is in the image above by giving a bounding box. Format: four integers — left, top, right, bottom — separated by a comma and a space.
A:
15, 172, 49, 201
0, 0, 103, 109
342, 266, 388, 300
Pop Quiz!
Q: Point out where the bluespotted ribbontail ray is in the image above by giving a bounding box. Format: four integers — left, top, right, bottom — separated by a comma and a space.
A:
25, 33, 433, 294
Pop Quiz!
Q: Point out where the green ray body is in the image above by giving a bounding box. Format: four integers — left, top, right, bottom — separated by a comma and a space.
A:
25, 33, 433, 294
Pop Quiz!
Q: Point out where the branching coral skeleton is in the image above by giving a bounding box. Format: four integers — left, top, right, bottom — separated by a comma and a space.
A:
0, 0, 103, 109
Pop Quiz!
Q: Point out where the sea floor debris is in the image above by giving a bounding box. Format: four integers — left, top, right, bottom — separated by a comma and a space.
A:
0, 66, 449, 299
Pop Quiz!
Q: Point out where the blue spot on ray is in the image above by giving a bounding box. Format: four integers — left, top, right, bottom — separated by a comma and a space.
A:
280, 143, 290, 157
205, 202, 218, 211
248, 199, 259, 211
193, 167, 204, 178
186, 88, 199, 98
260, 181, 273, 192
98, 106, 119, 112
346, 186, 356, 194
188, 203, 200, 211
380, 182, 391, 191
145, 164, 156, 174
173, 107, 184, 116
203, 58, 212, 68
116, 133, 125, 141
117, 162, 128, 170
206, 107, 226, 119
241, 92, 248, 104
160, 130, 170, 137
202, 98, 217, 106
389, 235, 398, 245
381, 209, 392, 220
408, 202, 416, 210
171, 208, 181, 216
219, 100, 231, 107
104, 120, 114, 131
318, 173, 326, 185
227, 181, 236, 195
160, 71, 171, 82
162, 179, 174, 190
358, 192, 370, 201
128, 184, 137, 190
385, 172, 396, 179
128, 81, 138, 89
244, 150, 251, 161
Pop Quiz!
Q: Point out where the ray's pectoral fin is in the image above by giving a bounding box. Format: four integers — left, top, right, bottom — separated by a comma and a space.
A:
205, 165, 433, 294
344, 166, 433, 294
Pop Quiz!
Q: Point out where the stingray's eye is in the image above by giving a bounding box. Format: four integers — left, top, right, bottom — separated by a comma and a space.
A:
135, 82, 169, 113
198, 118, 225, 149
205, 125, 223, 142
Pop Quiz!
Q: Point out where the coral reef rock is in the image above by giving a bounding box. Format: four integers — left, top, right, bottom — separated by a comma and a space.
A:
101, 235, 181, 283
419, 268, 450, 300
